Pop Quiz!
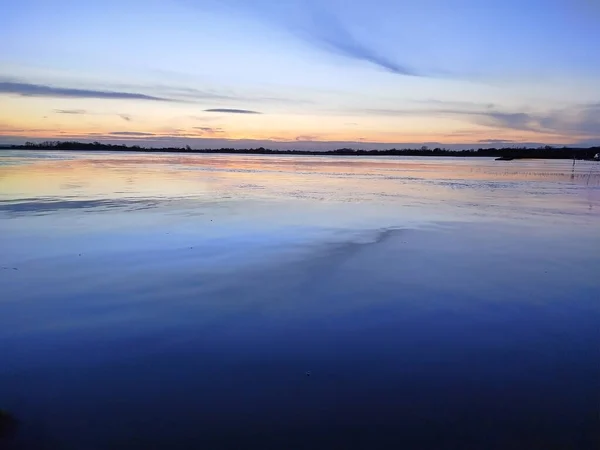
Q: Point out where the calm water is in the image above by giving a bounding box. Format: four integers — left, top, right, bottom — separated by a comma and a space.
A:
1, 151, 599, 449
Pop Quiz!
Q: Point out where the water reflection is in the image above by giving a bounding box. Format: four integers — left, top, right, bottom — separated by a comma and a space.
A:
0, 151, 599, 449
0, 198, 162, 214
1, 151, 599, 223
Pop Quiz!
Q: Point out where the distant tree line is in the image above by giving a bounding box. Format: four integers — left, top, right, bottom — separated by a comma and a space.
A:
5, 141, 599, 160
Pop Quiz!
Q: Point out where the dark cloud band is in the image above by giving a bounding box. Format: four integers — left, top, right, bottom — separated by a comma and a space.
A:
0, 81, 172, 102
205, 108, 262, 114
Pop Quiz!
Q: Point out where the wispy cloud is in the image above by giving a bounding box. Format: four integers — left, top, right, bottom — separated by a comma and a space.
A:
414, 99, 496, 111
474, 104, 600, 137
300, 7, 418, 76
188, 115, 221, 122
206, 0, 420, 76
0, 124, 55, 134
130, 82, 308, 105
478, 139, 517, 144
360, 101, 600, 138
0, 81, 173, 102
193, 126, 225, 135
2, 76, 308, 111
205, 108, 262, 114
52, 109, 135, 123
108, 131, 156, 136
475, 112, 536, 132
362, 100, 495, 118
54, 109, 88, 115
295, 135, 319, 141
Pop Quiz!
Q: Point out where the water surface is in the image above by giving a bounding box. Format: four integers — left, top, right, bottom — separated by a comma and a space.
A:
1, 151, 599, 449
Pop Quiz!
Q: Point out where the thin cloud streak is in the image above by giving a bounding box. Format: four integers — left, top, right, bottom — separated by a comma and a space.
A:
359, 101, 600, 139
475, 104, 600, 137
478, 139, 517, 144
205, 108, 262, 114
54, 109, 88, 115
131, 82, 309, 105
52, 109, 135, 122
108, 131, 156, 136
193, 127, 225, 135
0, 81, 174, 102
203, 0, 421, 76
2, 77, 310, 110
302, 7, 418, 76
295, 135, 320, 141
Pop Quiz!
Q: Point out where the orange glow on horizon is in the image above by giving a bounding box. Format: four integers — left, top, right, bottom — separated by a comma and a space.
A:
0, 96, 586, 147
0, 126, 579, 146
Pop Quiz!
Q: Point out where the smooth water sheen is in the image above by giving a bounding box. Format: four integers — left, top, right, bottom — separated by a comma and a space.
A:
1, 151, 599, 449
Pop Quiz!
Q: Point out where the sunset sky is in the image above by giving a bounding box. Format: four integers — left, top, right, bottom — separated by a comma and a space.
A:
1, 0, 599, 149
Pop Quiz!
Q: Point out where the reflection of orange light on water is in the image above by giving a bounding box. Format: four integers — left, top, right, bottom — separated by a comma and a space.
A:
1, 153, 598, 224
3, 154, 598, 208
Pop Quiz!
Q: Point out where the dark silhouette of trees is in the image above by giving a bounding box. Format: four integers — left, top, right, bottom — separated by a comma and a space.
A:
3, 141, 599, 160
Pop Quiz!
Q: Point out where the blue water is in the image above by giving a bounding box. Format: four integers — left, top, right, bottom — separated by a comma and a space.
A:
0, 151, 599, 449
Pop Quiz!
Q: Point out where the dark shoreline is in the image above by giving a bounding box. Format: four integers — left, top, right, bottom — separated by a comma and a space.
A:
1, 141, 599, 160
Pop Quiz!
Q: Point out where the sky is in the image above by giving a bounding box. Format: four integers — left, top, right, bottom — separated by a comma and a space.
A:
1, 0, 600, 149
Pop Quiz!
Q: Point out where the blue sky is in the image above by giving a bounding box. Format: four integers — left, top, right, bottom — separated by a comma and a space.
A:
1, 0, 599, 148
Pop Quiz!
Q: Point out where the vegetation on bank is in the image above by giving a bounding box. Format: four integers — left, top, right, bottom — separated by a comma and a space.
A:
2, 141, 599, 160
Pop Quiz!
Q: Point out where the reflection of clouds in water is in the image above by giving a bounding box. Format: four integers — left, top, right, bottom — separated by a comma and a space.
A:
0, 153, 599, 450
236, 183, 265, 190
0, 198, 161, 214
60, 182, 89, 190
1, 151, 599, 224
267, 227, 406, 288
